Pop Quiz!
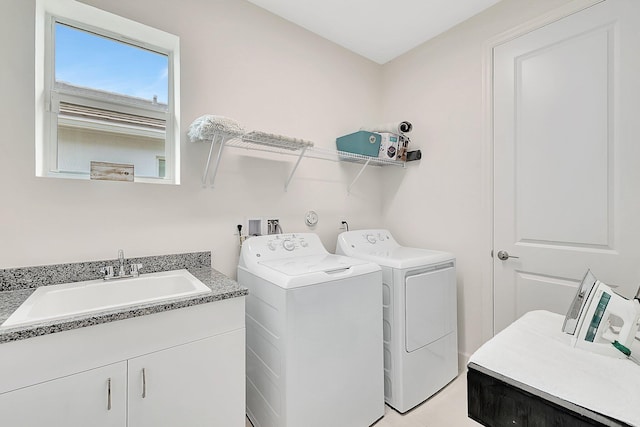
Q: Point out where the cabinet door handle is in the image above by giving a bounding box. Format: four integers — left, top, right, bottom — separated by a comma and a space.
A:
142, 368, 147, 398
107, 378, 112, 410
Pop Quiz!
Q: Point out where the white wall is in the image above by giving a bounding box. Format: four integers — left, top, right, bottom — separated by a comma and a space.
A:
1, 0, 584, 360
0, 0, 384, 277
380, 0, 573, 361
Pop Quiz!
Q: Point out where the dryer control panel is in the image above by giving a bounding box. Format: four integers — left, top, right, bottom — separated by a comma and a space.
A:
337, 229, 399, 253
363, 231, 392, 245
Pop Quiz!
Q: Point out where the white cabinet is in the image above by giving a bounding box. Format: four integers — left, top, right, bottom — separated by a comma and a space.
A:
0, 362, 127, 427
0, 297, 245, 427
128, 330, 245, 427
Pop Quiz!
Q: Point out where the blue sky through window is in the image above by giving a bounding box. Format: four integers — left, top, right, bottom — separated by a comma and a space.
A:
55, 23, 168, 104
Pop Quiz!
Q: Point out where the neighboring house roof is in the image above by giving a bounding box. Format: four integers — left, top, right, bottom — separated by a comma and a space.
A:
56, 82, 167, 131
59, 102, 166, 130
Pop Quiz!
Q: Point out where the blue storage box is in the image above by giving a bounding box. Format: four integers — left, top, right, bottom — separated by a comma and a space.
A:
336, 131, 381, 157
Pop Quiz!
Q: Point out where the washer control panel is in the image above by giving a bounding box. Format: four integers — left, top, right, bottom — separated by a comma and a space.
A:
240, 233, 329, 267
252, 233, 321, 257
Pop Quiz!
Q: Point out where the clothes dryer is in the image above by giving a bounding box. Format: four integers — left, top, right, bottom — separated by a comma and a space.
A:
238, 233, 384, 427
336, 229, 458, 413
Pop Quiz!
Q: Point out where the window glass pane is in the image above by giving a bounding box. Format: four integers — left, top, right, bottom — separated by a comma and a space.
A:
55, 22, 168, 103
53, 22, 169, 179
158, 157, 166, 178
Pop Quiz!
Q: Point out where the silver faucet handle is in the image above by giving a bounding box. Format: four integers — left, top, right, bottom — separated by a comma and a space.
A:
130, 263, 143, 277
101, 266, 115, 278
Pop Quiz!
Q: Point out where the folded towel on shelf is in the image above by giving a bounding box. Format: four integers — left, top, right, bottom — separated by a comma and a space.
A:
359, 121, 413, 135
188, 115, 246, 142
242, 131, 314, 151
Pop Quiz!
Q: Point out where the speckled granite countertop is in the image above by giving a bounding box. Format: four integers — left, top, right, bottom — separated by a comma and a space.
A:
0, 253, 247, 344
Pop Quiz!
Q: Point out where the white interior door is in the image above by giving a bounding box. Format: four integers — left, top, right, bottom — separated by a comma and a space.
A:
493, 0, 640, 333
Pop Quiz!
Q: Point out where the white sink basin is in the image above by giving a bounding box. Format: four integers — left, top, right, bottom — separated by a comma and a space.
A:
1, 269, 212, 329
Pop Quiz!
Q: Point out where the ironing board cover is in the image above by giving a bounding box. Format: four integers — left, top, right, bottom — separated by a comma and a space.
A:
469, 310, 640, 426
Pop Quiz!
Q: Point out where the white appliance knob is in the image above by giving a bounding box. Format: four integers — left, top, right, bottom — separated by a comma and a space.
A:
283, 240, 295, 251
366, 234, 377, 244
300, 240, 308, 248
267, 241, 277, 251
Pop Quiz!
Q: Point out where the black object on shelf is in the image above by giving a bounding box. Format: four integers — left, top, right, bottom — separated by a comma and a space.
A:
406, 150, 421, 162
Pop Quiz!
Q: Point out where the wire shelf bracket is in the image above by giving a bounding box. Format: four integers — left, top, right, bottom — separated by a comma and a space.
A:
347, 157, 372, 194
201, 133, 234, 188
284, 146, 308, 192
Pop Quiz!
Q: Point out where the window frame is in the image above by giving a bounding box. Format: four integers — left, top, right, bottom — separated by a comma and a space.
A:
35, 0, 181, 184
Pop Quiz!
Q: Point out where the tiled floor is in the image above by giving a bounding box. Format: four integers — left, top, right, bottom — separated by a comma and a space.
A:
245, 373, 480, 426
373, 374, 480, 427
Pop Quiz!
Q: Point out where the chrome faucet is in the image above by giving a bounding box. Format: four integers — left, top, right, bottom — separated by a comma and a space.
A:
118, 249, 126, 277
100, 249, 143, 280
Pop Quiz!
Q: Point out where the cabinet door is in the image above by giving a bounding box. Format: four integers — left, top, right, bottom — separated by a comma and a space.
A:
0, 361, 127, 427
128, 329, 245, 427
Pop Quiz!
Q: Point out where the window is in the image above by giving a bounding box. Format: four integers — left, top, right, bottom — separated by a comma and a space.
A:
157, 156, 166, 178
36, 0, 180, 184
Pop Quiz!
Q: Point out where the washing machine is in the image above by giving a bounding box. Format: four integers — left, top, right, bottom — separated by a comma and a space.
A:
238, 233, 384, 427
336, 229, 458, 413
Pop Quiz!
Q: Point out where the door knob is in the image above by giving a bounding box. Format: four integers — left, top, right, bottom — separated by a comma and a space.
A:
497, 250, 519, 261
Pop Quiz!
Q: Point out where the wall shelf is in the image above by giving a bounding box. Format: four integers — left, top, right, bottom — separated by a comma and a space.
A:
199, 131, 406, 192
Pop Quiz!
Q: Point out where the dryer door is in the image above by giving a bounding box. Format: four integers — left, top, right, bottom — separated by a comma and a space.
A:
405, 264, 456, 352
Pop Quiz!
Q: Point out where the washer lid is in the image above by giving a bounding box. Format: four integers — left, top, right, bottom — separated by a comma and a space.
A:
252, 254, 380, 289
259, 254, 368, 276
